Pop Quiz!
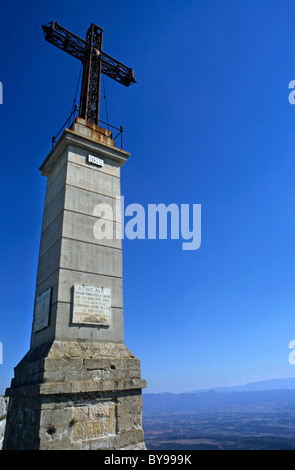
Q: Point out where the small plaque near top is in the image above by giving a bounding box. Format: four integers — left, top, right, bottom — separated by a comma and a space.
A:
87, 154, 104, 168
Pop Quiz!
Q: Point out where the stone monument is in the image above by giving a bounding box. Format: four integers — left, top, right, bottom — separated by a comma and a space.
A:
3, 22, 146, 450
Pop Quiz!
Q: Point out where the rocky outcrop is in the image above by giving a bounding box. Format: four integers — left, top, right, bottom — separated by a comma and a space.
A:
0, 396, 8, 449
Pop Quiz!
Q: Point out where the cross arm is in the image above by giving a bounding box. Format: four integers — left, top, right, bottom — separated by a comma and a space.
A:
42, 22, 89, 62
101, 51, 136, 87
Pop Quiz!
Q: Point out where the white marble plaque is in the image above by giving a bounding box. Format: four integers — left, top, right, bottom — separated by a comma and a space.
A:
33, 287, 52, 332
73, 285, 111, 326
88, 154, 104, 167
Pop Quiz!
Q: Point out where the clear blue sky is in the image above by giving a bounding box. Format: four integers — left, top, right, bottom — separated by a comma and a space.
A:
1, 0, 295, 394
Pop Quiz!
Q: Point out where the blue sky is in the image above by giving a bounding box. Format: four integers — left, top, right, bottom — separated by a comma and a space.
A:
1, 0, 295, 394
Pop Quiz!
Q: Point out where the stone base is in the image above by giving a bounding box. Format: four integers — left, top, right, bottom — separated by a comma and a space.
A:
3, 341, 146, 450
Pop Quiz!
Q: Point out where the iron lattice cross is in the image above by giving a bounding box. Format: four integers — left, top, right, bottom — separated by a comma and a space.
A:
42, 22, 136, 126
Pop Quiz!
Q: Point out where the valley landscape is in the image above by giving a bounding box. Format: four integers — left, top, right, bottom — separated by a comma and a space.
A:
142, 379, 295, 450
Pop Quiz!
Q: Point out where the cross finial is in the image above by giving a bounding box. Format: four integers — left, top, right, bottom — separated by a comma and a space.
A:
42, 21, 136, 126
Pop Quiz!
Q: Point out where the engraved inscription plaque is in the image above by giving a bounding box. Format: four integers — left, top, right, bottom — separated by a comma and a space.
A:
33, 287, 52, 332
73, 285, 111, 326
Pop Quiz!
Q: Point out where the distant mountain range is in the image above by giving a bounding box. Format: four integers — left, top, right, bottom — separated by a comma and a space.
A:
142, 378, 295, 412
190, 377, 295, 393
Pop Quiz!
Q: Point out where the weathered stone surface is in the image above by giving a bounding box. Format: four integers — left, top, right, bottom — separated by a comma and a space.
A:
4, 340, 146, 450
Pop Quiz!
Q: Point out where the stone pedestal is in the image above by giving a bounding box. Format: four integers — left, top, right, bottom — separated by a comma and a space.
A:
3, 119, 146, 450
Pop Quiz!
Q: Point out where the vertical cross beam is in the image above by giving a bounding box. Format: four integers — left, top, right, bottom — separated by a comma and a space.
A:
79, 24, 103, 125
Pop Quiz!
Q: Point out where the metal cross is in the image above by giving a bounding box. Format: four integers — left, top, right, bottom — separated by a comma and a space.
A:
42, 22, 136, 126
